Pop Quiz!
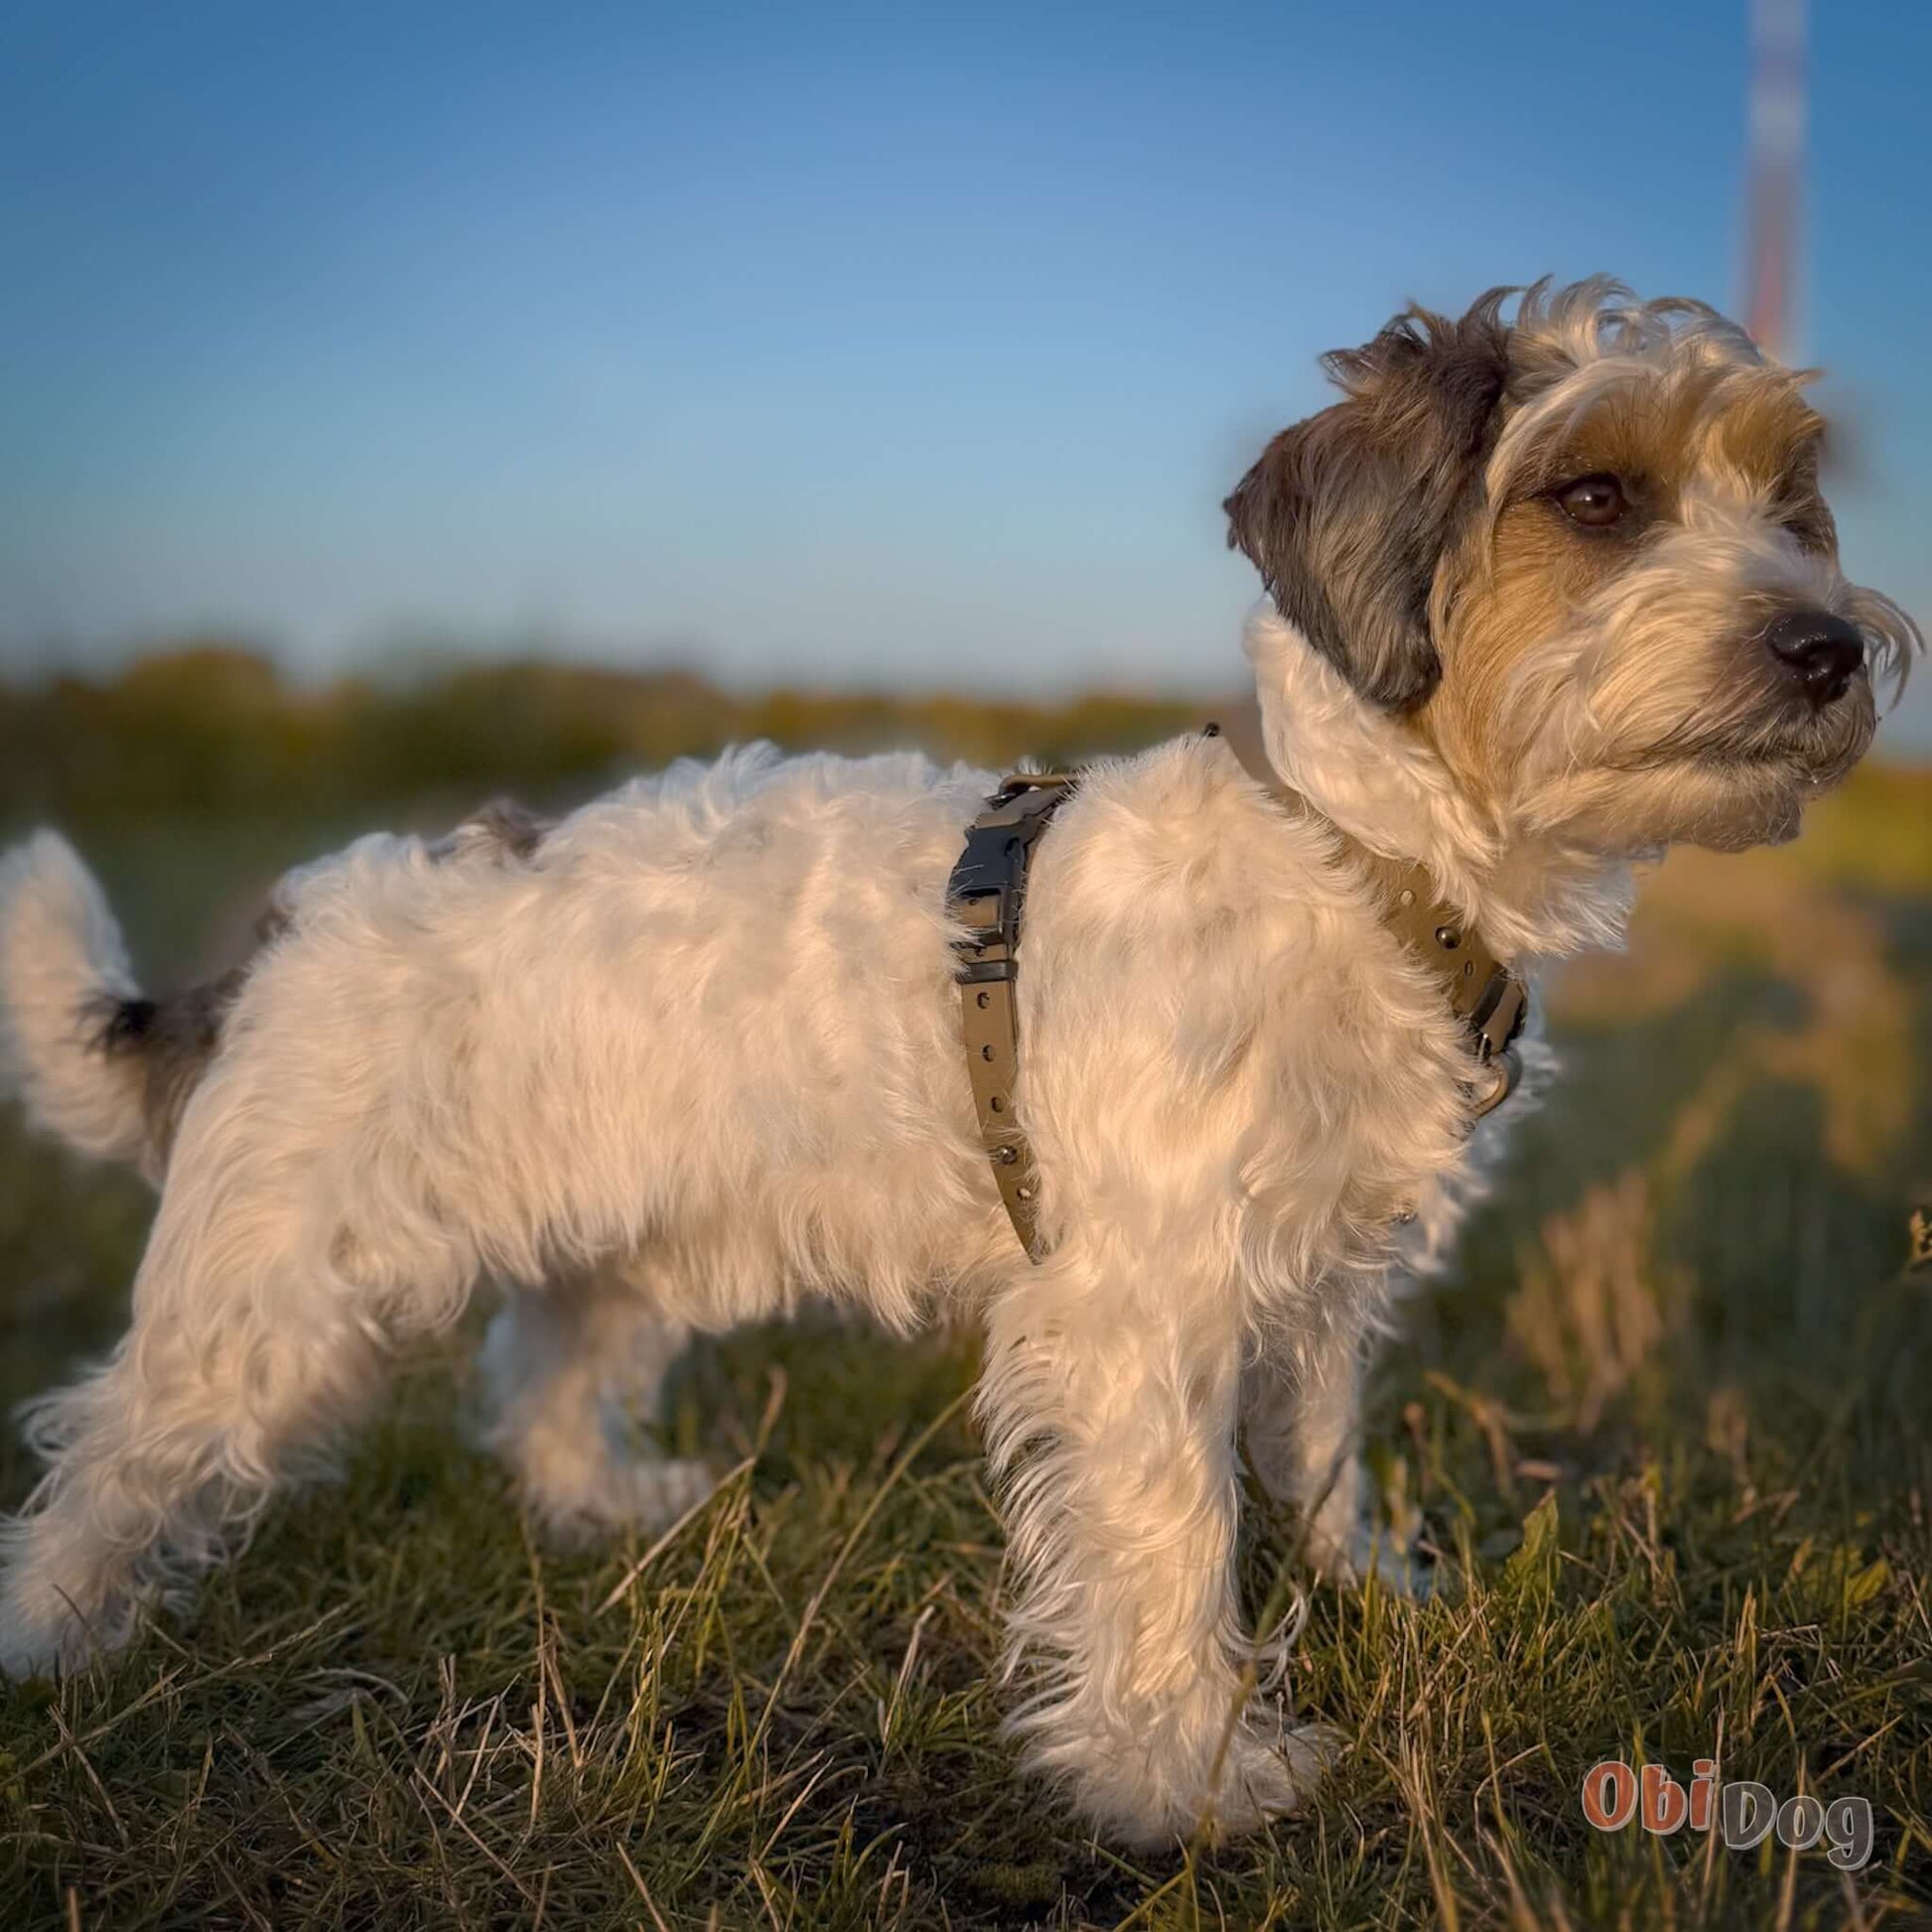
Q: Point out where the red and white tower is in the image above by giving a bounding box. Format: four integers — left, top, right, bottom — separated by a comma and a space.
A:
1743, 0, 1806, 361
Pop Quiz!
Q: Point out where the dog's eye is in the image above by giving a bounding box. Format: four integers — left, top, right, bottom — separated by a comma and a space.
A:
1555, 474, 1630, 527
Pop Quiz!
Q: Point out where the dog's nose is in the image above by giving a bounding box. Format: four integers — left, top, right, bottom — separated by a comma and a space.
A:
1762, 610, 1866, 708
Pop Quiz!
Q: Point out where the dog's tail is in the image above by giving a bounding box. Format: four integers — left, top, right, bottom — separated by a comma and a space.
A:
0, 831, 156, 1168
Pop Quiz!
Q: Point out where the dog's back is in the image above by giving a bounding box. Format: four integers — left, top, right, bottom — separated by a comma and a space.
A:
0, 750, 1002, 1295
0, 797, 560, 1184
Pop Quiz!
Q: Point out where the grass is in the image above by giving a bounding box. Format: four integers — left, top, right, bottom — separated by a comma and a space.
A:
2, 773, 1931, 1929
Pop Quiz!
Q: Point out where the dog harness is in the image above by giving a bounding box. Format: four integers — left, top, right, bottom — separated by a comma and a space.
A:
946, 731, 1528, 1262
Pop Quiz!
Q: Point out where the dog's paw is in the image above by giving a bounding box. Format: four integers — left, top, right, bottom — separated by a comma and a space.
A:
527, 1454, 718, 1547
0, 1625, 62, 1683
1202, 1716, 1336, 1837
0, 1580, 96, 1683
1308, 1516, 1435, 1598
1054, 1705, 1336, 1849
599, 1455, 719, 1532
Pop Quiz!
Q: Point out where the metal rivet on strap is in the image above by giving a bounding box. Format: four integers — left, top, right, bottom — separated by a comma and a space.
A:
995, 1146, 1019, 1166
1436, 926, 1459, 949
1398, 889, 1416, 908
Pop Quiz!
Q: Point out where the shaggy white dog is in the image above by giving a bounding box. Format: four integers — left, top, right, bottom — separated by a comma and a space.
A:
0, 281, 1915, 1847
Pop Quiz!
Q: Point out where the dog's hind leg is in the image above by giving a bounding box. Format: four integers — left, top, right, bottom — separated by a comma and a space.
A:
0, 1132, 404, 1678
477, 1258, 715, 1543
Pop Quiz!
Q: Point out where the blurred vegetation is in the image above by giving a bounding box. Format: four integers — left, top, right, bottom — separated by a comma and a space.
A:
0, 641, 1208, 825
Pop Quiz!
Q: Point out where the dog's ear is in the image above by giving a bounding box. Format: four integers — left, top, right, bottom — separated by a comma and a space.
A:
1225, 295, 1512, 711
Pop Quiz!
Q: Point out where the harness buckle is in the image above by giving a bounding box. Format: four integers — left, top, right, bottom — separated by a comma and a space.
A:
949, 776, 1073, 983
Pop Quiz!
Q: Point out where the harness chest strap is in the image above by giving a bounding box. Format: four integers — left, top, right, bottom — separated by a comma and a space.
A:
1207, 723, 1530, 1093
945, 740, 1528, 1263
946, 774, 1074, 1263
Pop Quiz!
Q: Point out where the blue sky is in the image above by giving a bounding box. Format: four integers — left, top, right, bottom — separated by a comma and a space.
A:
3, 0, 1929, 744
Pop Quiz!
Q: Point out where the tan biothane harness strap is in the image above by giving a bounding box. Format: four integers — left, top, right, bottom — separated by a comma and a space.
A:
946, 774, 1075, 1262
1205, 724, 1530, 1099
946, 738, 1527, 1264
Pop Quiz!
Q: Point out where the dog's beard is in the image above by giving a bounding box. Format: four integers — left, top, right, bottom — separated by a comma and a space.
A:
1516, 752, 1835, 853
1496, 626, 1876, 855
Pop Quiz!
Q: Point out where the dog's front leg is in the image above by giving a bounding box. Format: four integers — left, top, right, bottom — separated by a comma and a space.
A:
1241, 1299, 1367, 1583
979, 1249, 1327, 1848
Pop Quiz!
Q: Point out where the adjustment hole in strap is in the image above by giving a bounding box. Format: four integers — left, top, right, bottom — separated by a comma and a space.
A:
981, 1043, 995, 1061
989, 1095, 1005, 1113
975, 990, 991, 1009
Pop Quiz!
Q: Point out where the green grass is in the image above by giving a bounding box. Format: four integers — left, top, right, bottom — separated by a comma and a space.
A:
2, 792, 1931, 1929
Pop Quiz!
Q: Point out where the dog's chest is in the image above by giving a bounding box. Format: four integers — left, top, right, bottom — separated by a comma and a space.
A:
1246, 941, 1481, 1272
1022, 840, 1481, 1281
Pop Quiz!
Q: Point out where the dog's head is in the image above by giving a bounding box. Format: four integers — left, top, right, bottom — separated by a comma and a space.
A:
1225, 279, 1920, 853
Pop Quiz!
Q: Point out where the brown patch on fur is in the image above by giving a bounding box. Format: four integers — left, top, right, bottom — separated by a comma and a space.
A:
86, 971, 249, 1170
1704, 380, 1836, 553
1421, 496, 1624, 794
429, 796, 556, 865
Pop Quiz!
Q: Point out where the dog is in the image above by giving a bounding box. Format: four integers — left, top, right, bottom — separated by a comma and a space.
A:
0, 280, 1916, 1848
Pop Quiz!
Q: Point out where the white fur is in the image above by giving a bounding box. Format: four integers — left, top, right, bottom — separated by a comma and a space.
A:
0, 660, 1585, 1846
0, 832, 147, 1165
